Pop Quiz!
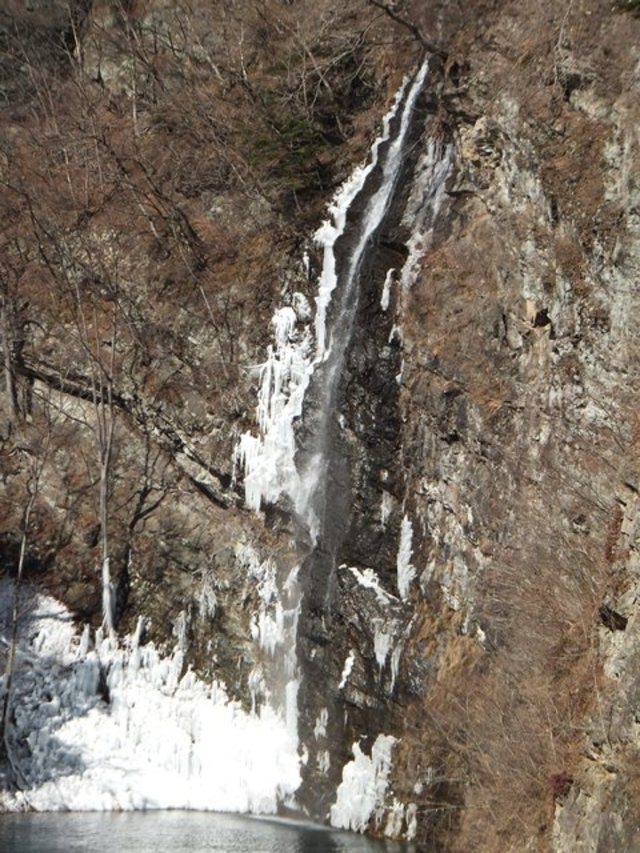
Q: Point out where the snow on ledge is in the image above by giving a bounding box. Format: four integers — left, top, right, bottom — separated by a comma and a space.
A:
344, 565, 398, 606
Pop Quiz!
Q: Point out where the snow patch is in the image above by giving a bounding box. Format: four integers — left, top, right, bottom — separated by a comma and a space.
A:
346, 565, 397, 606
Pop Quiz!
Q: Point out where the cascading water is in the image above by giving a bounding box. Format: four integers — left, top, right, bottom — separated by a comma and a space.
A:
237, 59, 429, 545
236, 57, 438, 819
302, 60, 430, 533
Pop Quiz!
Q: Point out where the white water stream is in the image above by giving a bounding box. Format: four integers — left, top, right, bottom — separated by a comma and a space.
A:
236, 60, 429, 545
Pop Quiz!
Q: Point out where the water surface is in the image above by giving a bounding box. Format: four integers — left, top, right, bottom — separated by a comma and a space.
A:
0, 811, 411, 853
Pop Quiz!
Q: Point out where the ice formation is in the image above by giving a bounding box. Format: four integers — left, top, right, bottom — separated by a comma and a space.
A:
317, 750, 331, 775
380, 268, 395, 312
0, 588, 300, 813
338, 651, 355, 690
396, 515, 416, 600
313, 708, 328, 740
373, 619, 394, 671
380, 491, 394, 527
235, 544, 300, 742
329, 735, 397, 833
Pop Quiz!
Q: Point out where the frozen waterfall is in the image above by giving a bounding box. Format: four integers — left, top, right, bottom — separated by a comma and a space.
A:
0, 59, 435, 820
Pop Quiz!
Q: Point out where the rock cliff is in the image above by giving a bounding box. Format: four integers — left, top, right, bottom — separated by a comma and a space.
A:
1, 1, 639, 851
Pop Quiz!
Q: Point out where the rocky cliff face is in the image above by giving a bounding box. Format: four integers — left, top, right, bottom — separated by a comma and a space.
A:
390, 3, 640, 849
1, 1, 640, 851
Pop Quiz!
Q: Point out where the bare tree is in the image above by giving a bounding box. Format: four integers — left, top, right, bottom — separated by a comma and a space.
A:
68, 276, 120, 638
366, 0, 447, 57
0, 290, 18, 424
0, 230, 33, 427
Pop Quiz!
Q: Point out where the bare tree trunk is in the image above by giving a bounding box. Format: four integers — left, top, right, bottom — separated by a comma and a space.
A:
0, 299, 18, 423
94, 306, 117, 639
367, 0, 447, 58
72, 285, 118, 639
99, 407, 115, 637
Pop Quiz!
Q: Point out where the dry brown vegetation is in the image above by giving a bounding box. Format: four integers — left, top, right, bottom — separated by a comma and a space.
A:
0, 0, 420, 631
393, 451, 628, 850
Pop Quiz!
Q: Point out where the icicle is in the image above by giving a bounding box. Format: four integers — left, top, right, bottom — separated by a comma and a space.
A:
381, 268, 395, 311
330, 735, 397, 833
397, 515, 416, 600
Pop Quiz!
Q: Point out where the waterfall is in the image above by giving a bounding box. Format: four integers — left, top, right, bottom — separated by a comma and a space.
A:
236, 57, 432, 799
237, 58, 429, 531
300, 58, 430, 550
236, 60, 428, 539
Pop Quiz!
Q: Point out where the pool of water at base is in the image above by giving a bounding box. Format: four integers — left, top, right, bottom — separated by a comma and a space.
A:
0, 810, 414, 853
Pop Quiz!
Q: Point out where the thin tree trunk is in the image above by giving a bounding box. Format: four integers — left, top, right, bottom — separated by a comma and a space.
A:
99, 406, 115, 638
1, 301, 17, 423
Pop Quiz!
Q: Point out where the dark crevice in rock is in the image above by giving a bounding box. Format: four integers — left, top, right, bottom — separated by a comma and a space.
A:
599, 604, 628, 632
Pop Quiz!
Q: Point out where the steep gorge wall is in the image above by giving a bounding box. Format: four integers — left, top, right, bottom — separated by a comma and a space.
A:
385, 1, 640, 849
